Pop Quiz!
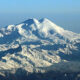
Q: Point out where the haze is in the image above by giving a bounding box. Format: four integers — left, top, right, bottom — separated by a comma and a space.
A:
0, 0, 80, 33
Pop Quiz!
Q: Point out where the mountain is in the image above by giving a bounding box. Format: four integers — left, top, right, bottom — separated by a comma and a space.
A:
0, 18, 80, 76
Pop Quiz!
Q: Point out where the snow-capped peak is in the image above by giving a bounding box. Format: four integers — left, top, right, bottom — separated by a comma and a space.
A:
39, 18, 50, 23
22, 18, 39, 25
39, 18, 65, 35
8, 18, 79, 40
23, 18, 65, 34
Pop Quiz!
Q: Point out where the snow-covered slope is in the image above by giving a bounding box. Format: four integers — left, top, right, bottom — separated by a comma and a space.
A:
0, 18, 80, 73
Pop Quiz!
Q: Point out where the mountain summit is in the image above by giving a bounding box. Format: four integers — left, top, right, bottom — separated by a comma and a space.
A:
12, 18, 79, 40
0, 18, 80, 74
22, 18, 64, 35
22, 18, 39, 25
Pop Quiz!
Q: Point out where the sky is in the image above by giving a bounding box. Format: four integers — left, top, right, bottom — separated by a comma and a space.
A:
0, 0, 80, 33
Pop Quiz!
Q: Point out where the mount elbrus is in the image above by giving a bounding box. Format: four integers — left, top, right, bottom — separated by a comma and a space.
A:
0, 18, 80, 74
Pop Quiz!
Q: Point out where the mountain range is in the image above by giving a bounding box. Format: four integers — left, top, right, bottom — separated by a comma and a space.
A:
0, 18, 80, 77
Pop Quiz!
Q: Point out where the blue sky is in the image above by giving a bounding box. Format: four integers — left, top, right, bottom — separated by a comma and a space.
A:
0, 0, 80, 33
0, 0, 80, 14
